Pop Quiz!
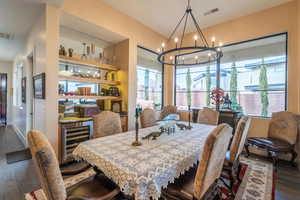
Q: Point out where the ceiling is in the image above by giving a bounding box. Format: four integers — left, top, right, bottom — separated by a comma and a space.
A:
0, 0, 45, 61
103, 0, 291, 37
60, 12, 127, 45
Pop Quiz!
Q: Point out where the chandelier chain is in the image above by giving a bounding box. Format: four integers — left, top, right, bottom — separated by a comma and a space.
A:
190, 11, 209, 47
167, 12, 187, 44
180, 12, 189, 49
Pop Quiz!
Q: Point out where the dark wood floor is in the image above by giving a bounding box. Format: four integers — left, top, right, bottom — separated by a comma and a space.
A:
0, 126, 40, 200
0, 126, 299, 200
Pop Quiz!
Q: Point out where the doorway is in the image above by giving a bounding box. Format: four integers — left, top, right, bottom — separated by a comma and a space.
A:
0, 73, 7, 125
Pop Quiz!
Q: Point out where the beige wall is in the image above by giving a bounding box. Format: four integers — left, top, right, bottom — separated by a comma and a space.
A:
12, 4, 60, 154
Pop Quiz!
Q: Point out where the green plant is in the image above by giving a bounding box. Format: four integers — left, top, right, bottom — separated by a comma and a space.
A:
259, 58, 269, 117
186, 68, 192, 106
229, 62, 242, 111
206, 64, 211, 106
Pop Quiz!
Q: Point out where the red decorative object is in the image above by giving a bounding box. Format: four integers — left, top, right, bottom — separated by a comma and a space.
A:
210, 88, 225, 105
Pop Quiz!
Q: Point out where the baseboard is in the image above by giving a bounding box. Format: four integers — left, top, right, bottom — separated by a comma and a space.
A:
11, 124, 27, 147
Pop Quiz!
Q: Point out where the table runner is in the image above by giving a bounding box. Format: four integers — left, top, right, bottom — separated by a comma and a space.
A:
73, 122, 215, 200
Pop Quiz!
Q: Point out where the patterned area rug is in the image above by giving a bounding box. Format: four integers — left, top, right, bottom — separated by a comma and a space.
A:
221, 156, 274, 200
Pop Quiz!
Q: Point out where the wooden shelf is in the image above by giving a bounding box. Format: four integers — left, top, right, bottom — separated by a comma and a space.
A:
58, 75, 120, 85
59, 55, 119, 71
58, 95, 122, 100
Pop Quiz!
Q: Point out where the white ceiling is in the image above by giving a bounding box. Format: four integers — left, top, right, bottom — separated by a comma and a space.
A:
0, 0, 45, 61
60, 12, 127, 45
103, 0, 291, 37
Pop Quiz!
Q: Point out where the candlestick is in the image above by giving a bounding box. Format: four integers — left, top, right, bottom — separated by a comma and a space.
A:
187, 105, 192, 129
132, 107, 142, 146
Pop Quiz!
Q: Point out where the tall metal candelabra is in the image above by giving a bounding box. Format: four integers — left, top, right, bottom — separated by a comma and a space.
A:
132, 107, 142, 146
187, 105, 193, 129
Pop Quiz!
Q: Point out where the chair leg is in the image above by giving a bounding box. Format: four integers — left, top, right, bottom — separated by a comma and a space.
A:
269, 151, 278, 170
290, 149, 298, 167
245, 144, 250, 157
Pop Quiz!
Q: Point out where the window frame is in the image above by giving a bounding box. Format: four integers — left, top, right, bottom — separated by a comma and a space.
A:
137, 45, 164, 109
174, 32, 288, 116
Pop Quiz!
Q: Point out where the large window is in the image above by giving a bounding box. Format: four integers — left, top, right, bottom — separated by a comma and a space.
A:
137, 46, 163, 110
175, 33, 287, 117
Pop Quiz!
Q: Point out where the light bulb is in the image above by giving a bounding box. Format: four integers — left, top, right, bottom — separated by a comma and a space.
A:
211, 37, 216, 42
161, 42, 165, 48
195, 56, 198, 60
170, 56, 173, 60
194, 35, 198, 41
182, 57, 185, 60
174, 37, 179, 43
217, 48, 221, 51
208, 53, 211, 57
219, 42, 223, 47
157, 48, 161, 53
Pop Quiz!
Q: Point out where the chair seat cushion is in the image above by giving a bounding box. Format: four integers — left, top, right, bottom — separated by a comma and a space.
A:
67, 174, 120, 199
162, 167, 196, 200
247, 137, 293, 152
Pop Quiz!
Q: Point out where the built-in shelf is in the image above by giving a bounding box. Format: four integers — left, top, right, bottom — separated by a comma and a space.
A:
58, 95, 122, 100
58, 75, 120, 85
59, 55, 119, 71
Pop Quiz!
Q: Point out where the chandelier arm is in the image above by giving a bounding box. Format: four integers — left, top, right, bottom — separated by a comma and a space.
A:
167, 12, 187, 43
190, 11, 209, 47
179, 12, 189, 49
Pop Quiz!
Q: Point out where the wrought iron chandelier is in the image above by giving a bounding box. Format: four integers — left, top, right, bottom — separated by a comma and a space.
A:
157, 0, 223, 66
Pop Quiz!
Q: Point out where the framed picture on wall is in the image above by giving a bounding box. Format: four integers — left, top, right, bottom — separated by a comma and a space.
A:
33, 73, 45, 99
21, 77, 26, 103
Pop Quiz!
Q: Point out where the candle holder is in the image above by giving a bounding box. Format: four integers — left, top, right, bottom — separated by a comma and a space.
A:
132, 107, 142, 146
187, 105, 193, 130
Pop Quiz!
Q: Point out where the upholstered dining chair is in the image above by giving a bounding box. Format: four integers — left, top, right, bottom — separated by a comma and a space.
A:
245, 111, 298, 166
93, 111, 122, 138
27, 130, 120, 200
160, 105, 179, 120
162, 124, 232, 200
140, 108, 157, 128
197, 107, 219, 125
223, 116, 251, 188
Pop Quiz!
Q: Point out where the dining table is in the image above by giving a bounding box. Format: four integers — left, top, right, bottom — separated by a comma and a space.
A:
73, 122, 216, 200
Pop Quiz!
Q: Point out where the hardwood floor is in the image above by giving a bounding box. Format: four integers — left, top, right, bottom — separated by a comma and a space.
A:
0, 126, 39, 200
0, 126, 299, 200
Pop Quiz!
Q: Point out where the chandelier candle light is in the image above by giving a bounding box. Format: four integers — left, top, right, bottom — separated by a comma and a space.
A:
157, 0, 223, 66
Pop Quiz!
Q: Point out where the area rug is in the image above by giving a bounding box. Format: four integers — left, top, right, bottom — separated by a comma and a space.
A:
6, 148, 32, 164
221, 156, 275, 200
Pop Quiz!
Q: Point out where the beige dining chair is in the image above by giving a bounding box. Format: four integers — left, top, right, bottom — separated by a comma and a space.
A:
93, 111, 122, 138
160, 105, 178, 120
27, 130, 120, 200
223, 116, 251, 188
162, 123, 232, 200
140, 108, 157, 128
197, 107, 219, 125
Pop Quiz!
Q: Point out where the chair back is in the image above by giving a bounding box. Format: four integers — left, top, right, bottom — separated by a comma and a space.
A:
194, 124, 232, 199
93, 111, 122, 138
268, 111, 298, 145
159, 105, 178, 120
229, 116, 251, 163
197, 107, 219, 125
27, 130, 66, 200
140, 108, 157, 128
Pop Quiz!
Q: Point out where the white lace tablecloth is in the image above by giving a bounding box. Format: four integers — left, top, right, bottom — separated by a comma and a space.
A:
73, 122, 215, 200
